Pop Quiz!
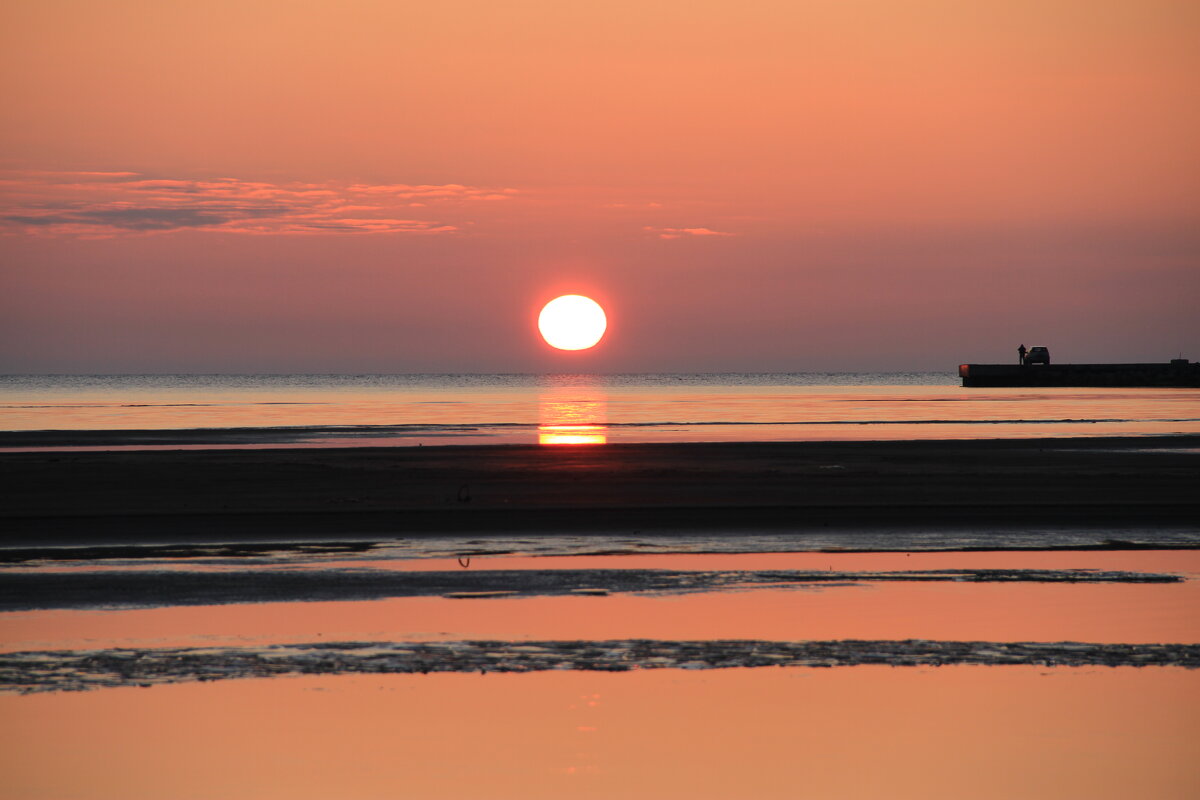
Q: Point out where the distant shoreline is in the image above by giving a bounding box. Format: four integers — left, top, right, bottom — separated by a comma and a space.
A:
2, 436, 1197, 545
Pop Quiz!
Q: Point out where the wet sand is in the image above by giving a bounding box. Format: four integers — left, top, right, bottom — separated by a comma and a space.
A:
0, 565, 1181, 612
4, 551, 1197, 653
3, 436, 1199, 543
0, 551, 1191, 660
5, 639, 1199, 693
5, 549, 1196, 693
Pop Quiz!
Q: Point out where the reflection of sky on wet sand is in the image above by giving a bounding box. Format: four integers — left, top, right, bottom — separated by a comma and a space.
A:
2, 667, 1196, 799
4, 579, 1199, 655
3, 552, 1197, 654
538, 385, 607, 445
1, 550, 1197, 797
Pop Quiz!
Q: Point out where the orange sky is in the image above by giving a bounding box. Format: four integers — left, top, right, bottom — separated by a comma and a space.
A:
2, 1, 1197, 372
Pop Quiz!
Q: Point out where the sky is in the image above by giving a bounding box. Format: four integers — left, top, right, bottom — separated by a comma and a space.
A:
2, 0, 1197, 373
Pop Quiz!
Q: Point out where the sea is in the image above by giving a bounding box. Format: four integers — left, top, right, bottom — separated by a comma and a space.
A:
2, 372, 1199, 448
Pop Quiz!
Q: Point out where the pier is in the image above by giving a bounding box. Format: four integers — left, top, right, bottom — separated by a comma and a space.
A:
959, 359, 1200, 387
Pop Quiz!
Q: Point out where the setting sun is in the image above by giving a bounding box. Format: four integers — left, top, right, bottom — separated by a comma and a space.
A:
537, 295, 607, 351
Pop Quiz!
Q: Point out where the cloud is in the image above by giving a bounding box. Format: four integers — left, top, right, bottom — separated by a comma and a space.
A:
0, 172, 518, 237
644, 226, 737, 240
347, 184, 518, 201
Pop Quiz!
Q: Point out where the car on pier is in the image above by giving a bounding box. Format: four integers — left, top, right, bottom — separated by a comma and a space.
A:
1026, 346, 1050, 365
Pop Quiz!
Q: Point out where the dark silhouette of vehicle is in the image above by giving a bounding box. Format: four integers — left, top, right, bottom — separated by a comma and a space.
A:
1025, 346, 1050, 365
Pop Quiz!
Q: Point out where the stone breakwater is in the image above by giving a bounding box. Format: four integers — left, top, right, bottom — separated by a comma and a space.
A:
3, 639, 1198, 693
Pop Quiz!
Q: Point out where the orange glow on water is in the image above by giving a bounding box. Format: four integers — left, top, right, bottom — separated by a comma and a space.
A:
538, 426, 607, 445
538, 384, 607, 445
3, 382, 1197, 448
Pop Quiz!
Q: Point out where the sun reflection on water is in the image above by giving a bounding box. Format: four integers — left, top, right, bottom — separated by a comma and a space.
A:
538, 387, 607, 445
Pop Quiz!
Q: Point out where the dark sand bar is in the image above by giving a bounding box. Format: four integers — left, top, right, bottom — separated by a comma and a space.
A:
3, 436, 1198, 543
6, 639, 1199, 693
0, 567, 1179, 612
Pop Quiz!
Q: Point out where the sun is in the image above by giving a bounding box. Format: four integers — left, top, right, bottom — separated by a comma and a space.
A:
538, 295, 607, 351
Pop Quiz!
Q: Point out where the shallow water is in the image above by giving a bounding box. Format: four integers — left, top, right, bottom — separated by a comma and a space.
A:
2, 546, 1197, 797
2, 552, 1196, 654
2, 667, 1196, 800
3, 373, 1198, 445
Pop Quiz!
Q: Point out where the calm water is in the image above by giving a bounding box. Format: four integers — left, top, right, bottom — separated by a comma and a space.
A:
3, 551, 1199, 799
5, 667, 1195, 800
2, 373, 1199, 446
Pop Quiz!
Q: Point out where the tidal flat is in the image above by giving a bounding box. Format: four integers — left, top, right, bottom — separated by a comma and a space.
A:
1, 434, 1198, 797
1, 545, 1198, 797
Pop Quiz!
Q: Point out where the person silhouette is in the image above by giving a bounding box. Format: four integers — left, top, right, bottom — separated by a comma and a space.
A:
1018, 344, 1027, 365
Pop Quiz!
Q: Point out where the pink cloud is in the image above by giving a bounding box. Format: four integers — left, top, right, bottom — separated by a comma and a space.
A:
644, 226, 737, 240
346, 184, 518, 201
0, 172, 516, 237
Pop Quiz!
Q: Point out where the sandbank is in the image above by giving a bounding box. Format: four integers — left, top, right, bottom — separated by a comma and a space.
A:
2, 436, 1197, 544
